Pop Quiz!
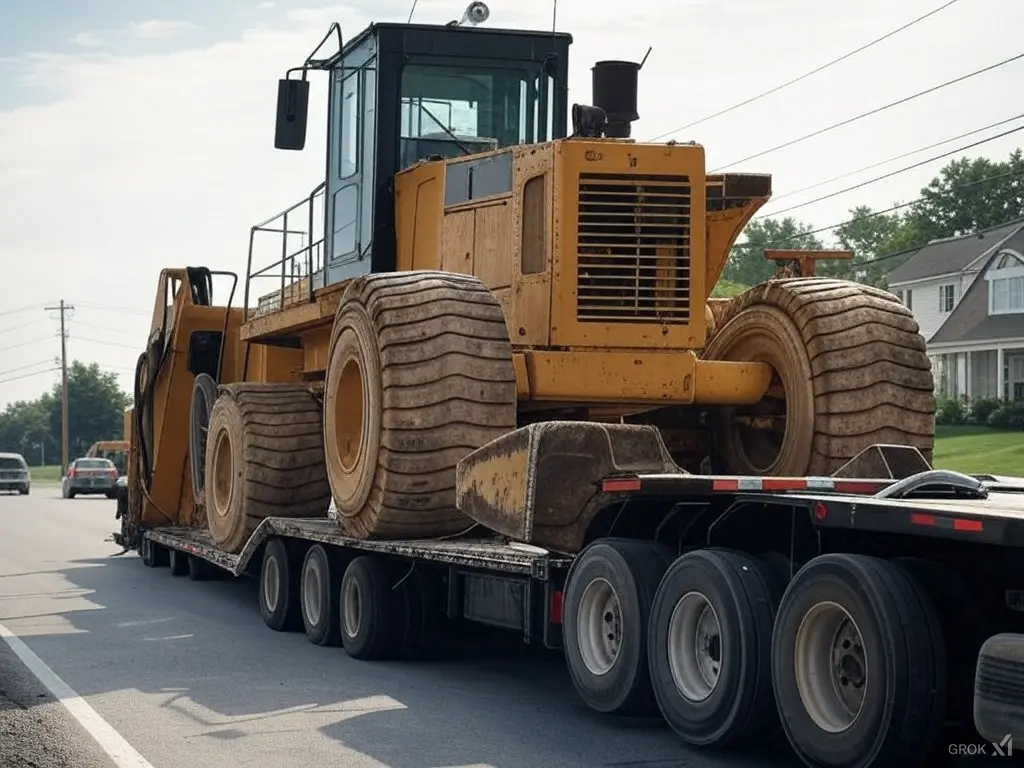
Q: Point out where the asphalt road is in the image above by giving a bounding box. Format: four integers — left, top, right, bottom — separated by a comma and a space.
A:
0, 485, 803, 768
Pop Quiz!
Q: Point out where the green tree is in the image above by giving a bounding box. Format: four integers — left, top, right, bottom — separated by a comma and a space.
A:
909, 150, 1024, 239
723, 217, 826, 287
0, 361, 130, 465
830, 206, 922, 288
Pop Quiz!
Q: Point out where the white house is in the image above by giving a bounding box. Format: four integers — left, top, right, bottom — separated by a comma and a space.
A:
887, 218, 1024, 401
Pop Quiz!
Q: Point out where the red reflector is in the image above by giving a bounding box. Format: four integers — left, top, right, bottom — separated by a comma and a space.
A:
834, 481, 887, 494
712, 479, 740, 492
550, 590, 563, 624
910, 513, 936, 527
761, 478, 809, 491
602, 477, 641, 493
813, 502, 828, 520
953, 518, 984, 532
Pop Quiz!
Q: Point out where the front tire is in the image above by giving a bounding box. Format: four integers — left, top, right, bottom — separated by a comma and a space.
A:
771, 553, 946, 767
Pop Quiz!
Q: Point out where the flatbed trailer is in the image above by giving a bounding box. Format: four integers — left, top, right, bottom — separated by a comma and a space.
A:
126, 449, 1024, 768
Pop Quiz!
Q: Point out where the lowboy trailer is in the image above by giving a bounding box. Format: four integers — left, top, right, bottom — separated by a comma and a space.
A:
124, 435, 1024, 768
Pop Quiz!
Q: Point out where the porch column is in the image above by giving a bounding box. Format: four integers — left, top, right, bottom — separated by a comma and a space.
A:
998, 346, 1006, 400
965, 352, 972, 400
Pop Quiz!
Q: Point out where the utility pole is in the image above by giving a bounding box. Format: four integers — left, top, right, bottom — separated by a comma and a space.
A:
45, 300, 74, 475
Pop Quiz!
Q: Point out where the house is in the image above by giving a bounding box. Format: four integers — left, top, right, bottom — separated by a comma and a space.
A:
887, 218, 1024, 401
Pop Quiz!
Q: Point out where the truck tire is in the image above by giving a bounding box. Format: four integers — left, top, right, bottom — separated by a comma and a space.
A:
647, 548, 780, 747
168, 548, 189, 576
300, 544, 342, 646
259, 538, 302, 632
702, 278, 934, 476
392, 566, 444, 659
771, 553, 946, 768
340, 555, 398, 660
973, 633, 1024, 747
562, 538, 673, 715
189, 372, 218, 512
205, 383, 331, 553
323, 271, 517, 540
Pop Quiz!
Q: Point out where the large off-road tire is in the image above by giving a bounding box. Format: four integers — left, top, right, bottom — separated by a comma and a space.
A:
703, 278, 935, 476
323, 271, 517, 540
205, 382, 331, 553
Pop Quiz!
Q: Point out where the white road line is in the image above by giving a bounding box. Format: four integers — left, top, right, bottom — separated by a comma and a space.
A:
0, 621, 155, 768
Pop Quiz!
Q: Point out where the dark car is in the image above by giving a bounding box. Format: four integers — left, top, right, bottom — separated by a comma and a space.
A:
0, 452, 30, 495
61, 457, 119, 499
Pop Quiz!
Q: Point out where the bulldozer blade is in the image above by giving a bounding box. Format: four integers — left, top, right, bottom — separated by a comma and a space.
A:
831, 443, 932, 480
455, 421, 681, 554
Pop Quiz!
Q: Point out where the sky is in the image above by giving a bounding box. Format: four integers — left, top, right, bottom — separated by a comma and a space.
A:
1, 0, 1023, 408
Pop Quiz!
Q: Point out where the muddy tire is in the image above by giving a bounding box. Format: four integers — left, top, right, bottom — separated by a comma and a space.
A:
703, 278, 935, 476
323, 271, 517, 539
204, 383, 330, 553
771, 553, 946, 768
189, 373, 218, 512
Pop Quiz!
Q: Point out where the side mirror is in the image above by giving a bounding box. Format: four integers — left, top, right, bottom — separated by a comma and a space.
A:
274, 78, 309, 151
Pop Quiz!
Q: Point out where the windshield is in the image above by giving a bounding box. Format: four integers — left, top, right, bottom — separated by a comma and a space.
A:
0, 457, 24, 470
399, 62, 553, 168
76, 458, 113, 469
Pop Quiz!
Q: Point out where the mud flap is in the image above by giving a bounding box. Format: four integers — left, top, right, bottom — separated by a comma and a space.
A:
455, 421, 681, 554
830, 443, 931, 480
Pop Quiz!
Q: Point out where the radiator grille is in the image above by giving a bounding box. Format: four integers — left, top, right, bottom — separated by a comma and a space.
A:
576, 173, 692, 324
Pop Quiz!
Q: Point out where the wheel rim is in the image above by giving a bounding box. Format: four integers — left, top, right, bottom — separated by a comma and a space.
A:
794, 600, 868, 733
210, 428, 232, 521
303, 556, 322, 627
576, 577, 623, 676
334, 356, 364, 474
263, 556, 280, 613
342, 578, 361, 638
667, 591, 722, 701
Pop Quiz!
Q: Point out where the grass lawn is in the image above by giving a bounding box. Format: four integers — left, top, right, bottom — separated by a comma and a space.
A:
28, 465, 63, 484
932, 426, 1024, 476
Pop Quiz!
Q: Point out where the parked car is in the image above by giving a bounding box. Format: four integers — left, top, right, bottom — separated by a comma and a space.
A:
0, 452, 30, 495
61, 457, 119, 499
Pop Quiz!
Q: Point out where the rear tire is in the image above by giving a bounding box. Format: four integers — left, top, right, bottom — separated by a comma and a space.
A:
647, 548, 779, 748
259, 538, 301, 632
562, 538, 673, 715
974, 633, 1024, 746
18, 485, 28, 496
168, 548, 189, 576
771, 553, 946, 768
340, 556, 397, 660
300, 544, 342, 646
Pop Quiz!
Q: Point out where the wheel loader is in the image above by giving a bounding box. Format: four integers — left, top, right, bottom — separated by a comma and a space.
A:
120, 8, 936, 556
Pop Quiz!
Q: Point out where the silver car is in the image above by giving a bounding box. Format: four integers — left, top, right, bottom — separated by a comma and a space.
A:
61, 457, 119, 499
0, 452, 30, 495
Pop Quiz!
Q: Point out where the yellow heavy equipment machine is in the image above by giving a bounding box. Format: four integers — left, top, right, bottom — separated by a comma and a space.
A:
121, 9, 934, 555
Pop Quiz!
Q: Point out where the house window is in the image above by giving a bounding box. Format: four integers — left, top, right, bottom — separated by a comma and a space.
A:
905, 288, 913, 310
938, 283, 957, 313
990, 275, 1024, 314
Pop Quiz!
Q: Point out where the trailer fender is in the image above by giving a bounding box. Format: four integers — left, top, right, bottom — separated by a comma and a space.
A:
455, 421, 680, 554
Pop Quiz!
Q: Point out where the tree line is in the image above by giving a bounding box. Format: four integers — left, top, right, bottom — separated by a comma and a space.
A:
0, 361, 131, 466
715, 148, 1024, 295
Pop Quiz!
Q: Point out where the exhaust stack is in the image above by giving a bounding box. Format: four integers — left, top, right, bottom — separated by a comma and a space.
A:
591, 60, 640, 139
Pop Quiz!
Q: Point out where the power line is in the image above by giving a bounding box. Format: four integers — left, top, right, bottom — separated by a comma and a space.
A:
70, 335, 140, 350
0, 318, 45, 335
0, 360, 55, 377
72, 319, 147, 338
0, 303, 45, 319
766, 112, 1024, 205
76, 301, 149, 316
733, 168, 1024, 250
0, 368, 59, 386
757, 122, 1024, 220
0, 336, 52, 354
711, 51, 1024, 172
648, 0, 962, 142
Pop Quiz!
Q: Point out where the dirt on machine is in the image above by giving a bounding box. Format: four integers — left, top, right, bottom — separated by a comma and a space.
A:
118, 12, 934, 556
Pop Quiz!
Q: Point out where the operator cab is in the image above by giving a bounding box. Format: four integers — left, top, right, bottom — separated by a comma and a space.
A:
268, 6, 571, 290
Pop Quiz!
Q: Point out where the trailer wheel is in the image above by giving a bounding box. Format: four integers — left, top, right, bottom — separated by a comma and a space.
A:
647, 548, 780, 747
140, 538, 167, 568
563, 538, 673, 715
772, 553, 946, 768
259, 538, 301, 632
392, 566, 444, 659
168, 548, 189, 576
300, 544, 342, 646
188, 555, 213, 581
340, 556, 397, 660
973, 633, 1024, 746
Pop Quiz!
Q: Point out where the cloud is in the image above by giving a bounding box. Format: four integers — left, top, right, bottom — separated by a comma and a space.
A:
70, 32, 105, 48
0, 0, 1022, 408
126, 20, 199, 40
257, 1, 277, 8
